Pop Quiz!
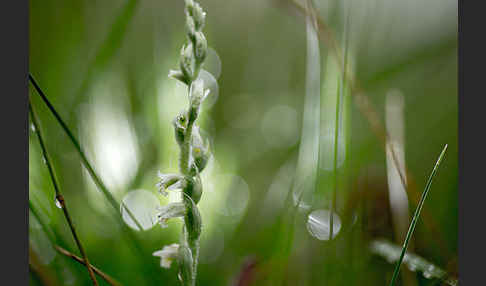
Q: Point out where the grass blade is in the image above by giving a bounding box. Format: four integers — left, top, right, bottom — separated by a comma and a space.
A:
29, 101, 99, 285
28, 73, 143, 231
55, 245, 122, 286
389, 144, 448, 286
29, 201, 121, 286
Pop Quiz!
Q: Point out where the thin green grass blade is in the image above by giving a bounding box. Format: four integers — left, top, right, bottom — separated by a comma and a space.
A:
269, 1, 321, 283
389, 144, 448, 286
30, 102, 99, 285
29, 79, 162, 284
292, 0, 321, 212
28, 73, 143, 231
330, 5, 351, 240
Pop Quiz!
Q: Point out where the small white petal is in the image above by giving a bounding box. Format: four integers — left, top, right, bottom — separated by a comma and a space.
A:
153, 244, 179, 269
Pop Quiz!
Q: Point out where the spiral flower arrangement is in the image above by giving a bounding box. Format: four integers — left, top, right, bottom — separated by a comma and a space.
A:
152, 1, 211, 285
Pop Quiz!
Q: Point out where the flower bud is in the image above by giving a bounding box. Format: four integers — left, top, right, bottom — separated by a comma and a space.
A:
192, 2, 206, 30
188, 79, 204, 124
190, 127, 210, 173
183, 196, 202, 241
194, 31, 207, 64
186, 15, 196, 41
168, 69, 189, 85
173, 112, 187, 146
184, 175, 203, 204
185, 0, 195, 12
177, 244, 194, 285
180, 44, 194, 80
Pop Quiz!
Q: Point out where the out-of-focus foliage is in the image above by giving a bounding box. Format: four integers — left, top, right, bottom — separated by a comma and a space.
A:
29, 0, 457, 285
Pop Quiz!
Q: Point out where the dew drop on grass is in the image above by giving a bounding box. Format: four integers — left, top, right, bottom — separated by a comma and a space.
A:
197, 69, 219, 109
306, 209, 342, 240
55, 197, 62, 209
120, 189, 160, 231
31, 123, 36, 132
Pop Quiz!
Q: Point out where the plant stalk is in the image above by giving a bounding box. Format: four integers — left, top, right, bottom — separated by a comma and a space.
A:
29, 101, 99, 286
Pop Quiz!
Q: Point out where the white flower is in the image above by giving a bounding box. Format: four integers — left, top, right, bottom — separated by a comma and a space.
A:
153, 243, 179, 268
157, 202, 186, 228
156, 172, 185, 196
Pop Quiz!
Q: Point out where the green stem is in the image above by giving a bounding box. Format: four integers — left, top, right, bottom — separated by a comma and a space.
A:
28, 73, 143, 231
330, 8, 350, 240
29, 102, 99, 286
389, 144, 448, 286
55, 245, 122, 286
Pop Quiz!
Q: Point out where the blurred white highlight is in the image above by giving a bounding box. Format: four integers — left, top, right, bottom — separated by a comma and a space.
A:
385, 89, 410, 241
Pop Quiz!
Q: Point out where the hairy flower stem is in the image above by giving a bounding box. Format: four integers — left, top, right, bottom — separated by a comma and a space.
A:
157, 1, 210, 285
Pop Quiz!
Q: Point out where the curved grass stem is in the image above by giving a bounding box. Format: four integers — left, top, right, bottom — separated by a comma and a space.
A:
29, 101, 99, 286
389, 144, 448, 286
28, 73, 143, 231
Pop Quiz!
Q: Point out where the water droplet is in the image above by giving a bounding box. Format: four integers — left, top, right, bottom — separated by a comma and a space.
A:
31, 123, 36, 132
306, 209, 342, 240
215, 174, 250, 217
42, 157, 47, 164
203, 47, 222, 79
120, 189, 160, 231
197, 69, 219, 108
55, 197, 62, 209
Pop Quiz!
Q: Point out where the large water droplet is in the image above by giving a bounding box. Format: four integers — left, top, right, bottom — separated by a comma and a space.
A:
120, 189, 160, 231
306, 209, 342, 240
197, 69, 219, 109
203, 47, 222, 79
215, 174, 250, 217
31, 123, 36, 132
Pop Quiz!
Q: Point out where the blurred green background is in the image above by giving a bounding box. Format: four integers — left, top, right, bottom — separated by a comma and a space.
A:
29, 0, 457, 285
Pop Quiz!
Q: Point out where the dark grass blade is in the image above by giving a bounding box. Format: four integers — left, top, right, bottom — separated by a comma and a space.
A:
29, 101, 99, 285
28, 73, 143, 231
29, 201, 121, 286
389, 144, 448, 286
29, 73, 164, 286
